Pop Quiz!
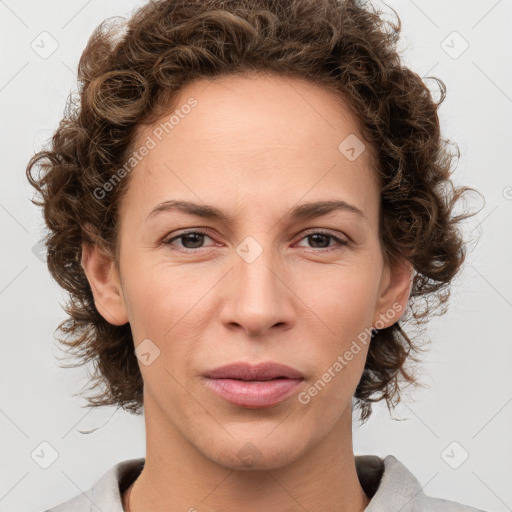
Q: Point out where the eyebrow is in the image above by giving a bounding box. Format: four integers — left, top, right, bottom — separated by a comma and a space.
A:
147, 199, 366, 223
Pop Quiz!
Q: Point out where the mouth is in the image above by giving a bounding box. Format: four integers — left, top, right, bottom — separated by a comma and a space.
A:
203, 362, 305, 408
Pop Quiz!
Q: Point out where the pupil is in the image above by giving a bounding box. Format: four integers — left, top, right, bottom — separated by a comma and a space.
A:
309, 234, 329, 248
182, 233, 204, 248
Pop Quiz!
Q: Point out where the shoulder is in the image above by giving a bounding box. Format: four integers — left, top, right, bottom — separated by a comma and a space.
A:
41, 458, 145, 512
358, 454, 487, 512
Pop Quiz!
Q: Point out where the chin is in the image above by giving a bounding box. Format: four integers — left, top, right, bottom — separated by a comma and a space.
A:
201, 430, 310, 471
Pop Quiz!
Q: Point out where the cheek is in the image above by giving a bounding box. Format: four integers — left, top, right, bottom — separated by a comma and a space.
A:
292, 263, 379, 386
296, 261, 380, 329
123, 257, 201, 323
122, 259, 216, 367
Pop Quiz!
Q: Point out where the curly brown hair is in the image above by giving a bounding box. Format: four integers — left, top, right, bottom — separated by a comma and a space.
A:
26, 0, 480, 424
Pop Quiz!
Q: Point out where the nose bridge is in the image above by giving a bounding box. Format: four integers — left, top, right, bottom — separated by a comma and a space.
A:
224, 233, 294, 335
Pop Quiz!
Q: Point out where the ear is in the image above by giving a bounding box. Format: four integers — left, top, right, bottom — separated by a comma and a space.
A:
80, 241, 129, 326
372, 257, 413, 330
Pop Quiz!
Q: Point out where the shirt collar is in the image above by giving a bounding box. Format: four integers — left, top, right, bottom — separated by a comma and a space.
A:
49, 454, 481, 511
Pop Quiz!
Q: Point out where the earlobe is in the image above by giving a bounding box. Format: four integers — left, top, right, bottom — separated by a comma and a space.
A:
80, 242, 129, 326
372, 259, 413, 330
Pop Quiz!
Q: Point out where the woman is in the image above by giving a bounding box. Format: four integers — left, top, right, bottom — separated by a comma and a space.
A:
27, 0, 484, 510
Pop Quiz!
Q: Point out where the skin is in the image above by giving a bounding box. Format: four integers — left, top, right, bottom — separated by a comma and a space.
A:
81, 72, 413, 512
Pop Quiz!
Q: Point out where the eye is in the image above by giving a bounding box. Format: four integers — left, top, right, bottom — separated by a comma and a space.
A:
295, 230, 349, 251
162, 229, 349, 253
162, 230, 217, 251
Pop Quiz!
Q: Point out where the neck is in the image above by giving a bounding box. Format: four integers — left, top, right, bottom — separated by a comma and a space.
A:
126, 398, 370, 512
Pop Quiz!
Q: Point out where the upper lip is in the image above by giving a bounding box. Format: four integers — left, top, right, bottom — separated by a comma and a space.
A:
203, 362, 304, 381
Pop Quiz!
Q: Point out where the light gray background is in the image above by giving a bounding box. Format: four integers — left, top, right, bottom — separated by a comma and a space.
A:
1, 1, 511, 511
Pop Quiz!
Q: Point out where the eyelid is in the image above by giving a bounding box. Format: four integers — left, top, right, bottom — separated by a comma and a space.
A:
293, 228, 349, 245
162, 228, 217, 246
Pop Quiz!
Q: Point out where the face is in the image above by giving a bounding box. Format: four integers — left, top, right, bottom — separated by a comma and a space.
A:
84, 72, 411, 471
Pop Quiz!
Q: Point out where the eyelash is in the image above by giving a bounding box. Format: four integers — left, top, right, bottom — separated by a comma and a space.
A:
162, 229, 349, 253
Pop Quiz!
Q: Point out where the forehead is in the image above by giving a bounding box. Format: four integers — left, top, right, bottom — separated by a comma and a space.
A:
121, 73, 379, 224
162, 72, 367, 155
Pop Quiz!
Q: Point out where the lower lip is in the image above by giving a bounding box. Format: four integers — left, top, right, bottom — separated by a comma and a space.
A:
204, 377, 304, 408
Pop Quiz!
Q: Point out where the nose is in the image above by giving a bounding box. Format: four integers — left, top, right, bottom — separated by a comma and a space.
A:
219, 243, 296, 337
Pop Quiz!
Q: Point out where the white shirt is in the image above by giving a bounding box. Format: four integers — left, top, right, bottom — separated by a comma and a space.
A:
43, 454, 486, 511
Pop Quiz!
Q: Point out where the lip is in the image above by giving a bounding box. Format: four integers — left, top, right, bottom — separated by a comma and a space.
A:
203, 362, 305, 408
204, 362, 304, 380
